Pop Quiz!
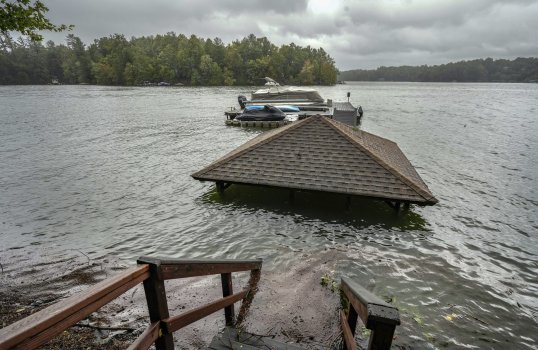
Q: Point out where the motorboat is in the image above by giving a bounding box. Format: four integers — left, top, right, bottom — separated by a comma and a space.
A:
235, 105, 286, 121
225, 77, 364, 127
247, 78, 325, 106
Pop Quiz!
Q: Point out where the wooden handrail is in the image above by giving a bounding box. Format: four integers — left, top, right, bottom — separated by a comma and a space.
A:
137, 256, 263, 280
0, 265, 150, 350
163, 289, 249, 333
340, 277, 400, 350
136, 257, 263, 350
127, 321, 161, 350
340, 310, 357, 350
0, 258, 263, 350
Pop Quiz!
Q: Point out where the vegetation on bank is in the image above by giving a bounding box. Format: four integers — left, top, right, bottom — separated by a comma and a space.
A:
339, 57, 538, 83
0, 32, 338, 85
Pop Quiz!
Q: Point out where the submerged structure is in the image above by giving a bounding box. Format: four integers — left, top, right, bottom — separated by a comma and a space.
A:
192, 115, 437, 207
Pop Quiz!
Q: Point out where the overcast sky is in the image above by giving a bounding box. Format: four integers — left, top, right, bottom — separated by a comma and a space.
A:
40, 0, 538, 70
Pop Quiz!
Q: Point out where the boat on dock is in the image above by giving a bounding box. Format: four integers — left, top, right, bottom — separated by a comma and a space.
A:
225, 78, 363, 127
235, 105, 286, 122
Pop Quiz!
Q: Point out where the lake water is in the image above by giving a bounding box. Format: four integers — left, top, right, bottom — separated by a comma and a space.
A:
1, 83, 537, 348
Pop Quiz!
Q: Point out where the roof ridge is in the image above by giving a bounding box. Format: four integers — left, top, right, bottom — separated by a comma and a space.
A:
321, 118, 437, 203
192, 117, 316, 178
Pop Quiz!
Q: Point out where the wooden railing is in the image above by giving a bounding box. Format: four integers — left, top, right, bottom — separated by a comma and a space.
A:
340, 277, 400, 350
131, 257, 262, 350
0, 257, 262, 350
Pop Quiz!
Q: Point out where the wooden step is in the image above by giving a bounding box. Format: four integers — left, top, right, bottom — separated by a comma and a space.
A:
207, 327, 304, 350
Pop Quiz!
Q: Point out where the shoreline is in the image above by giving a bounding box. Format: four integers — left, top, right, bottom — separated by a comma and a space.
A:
0, 250, 345, 349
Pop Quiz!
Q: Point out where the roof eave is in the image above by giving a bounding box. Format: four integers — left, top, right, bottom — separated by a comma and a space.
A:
192, 176, 438, 205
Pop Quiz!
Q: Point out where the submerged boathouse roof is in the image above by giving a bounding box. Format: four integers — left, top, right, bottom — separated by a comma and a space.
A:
192, 116, 437, 205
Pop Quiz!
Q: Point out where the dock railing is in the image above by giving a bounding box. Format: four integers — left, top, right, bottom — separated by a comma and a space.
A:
0, 257, 262, 350
340, 277, 401, 350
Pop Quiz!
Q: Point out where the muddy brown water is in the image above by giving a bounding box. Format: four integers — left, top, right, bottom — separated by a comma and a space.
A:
1, 83, 537, 349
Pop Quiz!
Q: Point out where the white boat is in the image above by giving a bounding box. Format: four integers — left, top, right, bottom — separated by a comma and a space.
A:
226, 77, 363, 126
248, 78, 325, 106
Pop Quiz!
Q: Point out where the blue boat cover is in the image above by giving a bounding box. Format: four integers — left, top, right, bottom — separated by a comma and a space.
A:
246, 105, 300, 113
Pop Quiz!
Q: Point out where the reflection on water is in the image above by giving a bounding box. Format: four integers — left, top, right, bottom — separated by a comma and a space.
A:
1, 83, 537, 348
201, 184, 429, 231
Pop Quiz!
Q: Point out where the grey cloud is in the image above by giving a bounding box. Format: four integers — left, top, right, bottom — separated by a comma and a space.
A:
40, 0, 538, 70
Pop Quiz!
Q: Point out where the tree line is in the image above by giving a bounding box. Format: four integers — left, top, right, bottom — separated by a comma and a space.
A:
0, 32, 338, 86
339, 57, 538, 83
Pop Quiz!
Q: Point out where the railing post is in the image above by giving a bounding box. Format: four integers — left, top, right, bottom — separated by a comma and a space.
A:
221, 272, 234, 326
137, 258, 174, 350
340, 277, 400, 350
369, 322, 397, 350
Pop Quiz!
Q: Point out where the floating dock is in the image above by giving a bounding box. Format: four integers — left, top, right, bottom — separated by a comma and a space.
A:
225, 101, 363, 128
224, 119, 292, 128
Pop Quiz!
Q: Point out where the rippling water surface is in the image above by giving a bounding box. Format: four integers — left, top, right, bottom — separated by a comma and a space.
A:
1, 83, 537, 348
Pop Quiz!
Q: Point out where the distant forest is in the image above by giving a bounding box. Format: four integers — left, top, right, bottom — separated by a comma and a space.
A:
339, 57, 538, 83
0, 33, 338, 85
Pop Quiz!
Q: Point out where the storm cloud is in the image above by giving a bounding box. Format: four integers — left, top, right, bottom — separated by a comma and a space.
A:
40, 0, 538, 69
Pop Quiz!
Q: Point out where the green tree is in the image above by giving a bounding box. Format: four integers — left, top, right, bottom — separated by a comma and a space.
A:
91, 57, 114, 85
199, 54, 222, 85
62, 34, 91, 83
298, 59, 315, 84
0, 32, 342, 86
0, 0, 72, 41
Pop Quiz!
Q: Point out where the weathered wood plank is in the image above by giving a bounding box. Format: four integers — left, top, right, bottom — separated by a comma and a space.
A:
163, 289, 248, 333
340, 310, 358, 350
126, 322, 160, 350
136, 257, 262, 280
140, 261, 173, 350
341, 277, 400, 350
8, 269, 149, 350
341, 280, 369, 326
208, 337, 260, 350
340, 277, 400, 328
213, 327, 304, 350
368, 323, 397, 350
0, 265, 149, 350
161, 261, 261, 280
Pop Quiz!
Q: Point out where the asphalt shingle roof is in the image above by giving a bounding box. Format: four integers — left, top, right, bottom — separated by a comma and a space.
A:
192, 116, 437, 205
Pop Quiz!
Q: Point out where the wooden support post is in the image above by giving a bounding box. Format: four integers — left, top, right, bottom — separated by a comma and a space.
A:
368, 322, 397, 350
341, 277, 400, 350
346, 196, 352, 211
216, 181, 224, 194
137, 258, 174, 350
216, 182, 232, 195
384, 200, 402, 212
221, 273, 234, 326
